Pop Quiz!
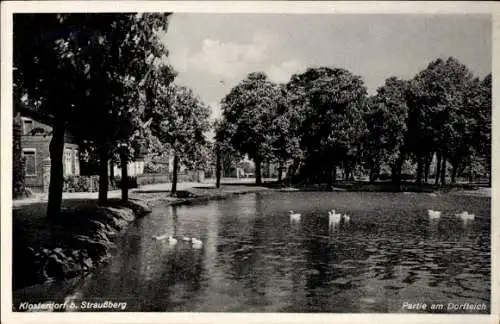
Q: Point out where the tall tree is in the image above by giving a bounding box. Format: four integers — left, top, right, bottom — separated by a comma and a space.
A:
407, 57, 474, 186
14, 13, 174, 215
288, 67, 367, 186
363, 77, 409, 183
14, 14, 87, 218
221, 72, 282, 185
149, 84, 211, 194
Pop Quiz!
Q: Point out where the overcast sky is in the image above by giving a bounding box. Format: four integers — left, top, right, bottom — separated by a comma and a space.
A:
161, 13, 491, 122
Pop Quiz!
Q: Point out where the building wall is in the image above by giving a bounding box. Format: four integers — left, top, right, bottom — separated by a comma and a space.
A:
112, 160, 145, 178
20, 117, 80, 191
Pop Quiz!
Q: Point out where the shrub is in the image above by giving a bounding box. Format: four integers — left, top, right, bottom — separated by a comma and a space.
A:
63, 175, 119, 192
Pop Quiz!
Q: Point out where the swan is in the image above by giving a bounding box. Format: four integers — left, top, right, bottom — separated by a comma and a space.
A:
168, 236, 178, 245
427, 209, 441, 219
181, 236, 191, 242
456, 211, 475, 222
328, 209, 342, 225
343, 214, 350, 223
153, 234, 169, 241
289, 210, 301, 222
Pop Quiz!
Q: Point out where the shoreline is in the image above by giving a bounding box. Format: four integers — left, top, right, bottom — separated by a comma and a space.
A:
12, 184, 270, 293
11, 181, 489, 293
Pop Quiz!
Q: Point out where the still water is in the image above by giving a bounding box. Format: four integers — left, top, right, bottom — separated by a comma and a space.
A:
15, 191, 491, 312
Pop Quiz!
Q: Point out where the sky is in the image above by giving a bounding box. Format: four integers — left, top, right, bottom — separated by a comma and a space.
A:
161, 13, 491, 122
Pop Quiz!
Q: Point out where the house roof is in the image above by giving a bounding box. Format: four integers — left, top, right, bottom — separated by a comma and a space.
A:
17, 102, 55, 127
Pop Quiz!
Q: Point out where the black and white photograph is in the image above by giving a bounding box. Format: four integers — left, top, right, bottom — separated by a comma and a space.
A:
1, 1, 497, 323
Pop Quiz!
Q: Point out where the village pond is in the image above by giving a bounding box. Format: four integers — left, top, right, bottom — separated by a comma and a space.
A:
13, 191, 490, 313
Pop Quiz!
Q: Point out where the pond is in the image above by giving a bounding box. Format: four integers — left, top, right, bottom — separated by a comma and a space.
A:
14, 191, 491, 313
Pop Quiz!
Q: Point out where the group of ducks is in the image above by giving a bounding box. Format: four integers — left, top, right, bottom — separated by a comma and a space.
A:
288, 209, 350, 226
152, 234, 203, 249
427, 209, 476, 222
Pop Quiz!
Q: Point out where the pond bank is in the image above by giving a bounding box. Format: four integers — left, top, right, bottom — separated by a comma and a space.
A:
12, 184, 269, 291
266, 181, 490, 195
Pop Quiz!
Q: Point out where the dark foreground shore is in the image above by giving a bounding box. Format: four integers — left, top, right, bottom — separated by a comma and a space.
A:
12, 185, 269, 291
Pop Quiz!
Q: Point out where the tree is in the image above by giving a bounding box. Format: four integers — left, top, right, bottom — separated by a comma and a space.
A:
463, 73, 491, 184
287, 67, 367, 186
363, 77, 409, 183
14, 13, 174, 215
221, 72, 282, 185
270, 84, 304, 182
72, 14, 174, 204
149, 84, 211, 194
407, 57, 474, 185
14, 14, 89, 218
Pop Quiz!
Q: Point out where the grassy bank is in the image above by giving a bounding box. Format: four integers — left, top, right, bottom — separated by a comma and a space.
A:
265, 180, 488, 193
12, 184, 269, 291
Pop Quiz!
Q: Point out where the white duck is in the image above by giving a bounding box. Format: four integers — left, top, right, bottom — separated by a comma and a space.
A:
456, 211, 475, 222
153, 234, 169, 241
427, 209, 441, 220
191, 238, 203, 249
289, 210, 301, 222
328, 209, 342, 225
167, 236, 178, 245
343, 214, 350, 223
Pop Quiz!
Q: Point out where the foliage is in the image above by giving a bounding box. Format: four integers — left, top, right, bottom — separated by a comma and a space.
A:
221, 72, 284, 163
287, 67, 367, 182
362, 77, 409, 178
148, 84, 212, 170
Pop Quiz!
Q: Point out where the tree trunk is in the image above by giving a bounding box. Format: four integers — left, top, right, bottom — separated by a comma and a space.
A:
424, 154, 431, 184
215, 148, 221, 189
109, 160, 115, 184
451, 162, 457, 184
255, 156, 262, 185
98, 143, 109, 205
47, 121, 66, 219
440, 153, 447, 185
435, 151, 442, 186
468, 158, 473, 183
278, 160, 283, 182
171, 152, 179, 194
327, 165, 334, 188
416, 152, 423, 186
120, 147, 128, 202
391, 157, 403, 184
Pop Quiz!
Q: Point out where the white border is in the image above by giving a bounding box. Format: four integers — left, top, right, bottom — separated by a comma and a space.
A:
1, 2, 499, 324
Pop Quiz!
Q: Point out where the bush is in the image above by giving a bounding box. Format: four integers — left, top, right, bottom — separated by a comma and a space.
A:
143, 161, 169, 174
63, 175, 119, 192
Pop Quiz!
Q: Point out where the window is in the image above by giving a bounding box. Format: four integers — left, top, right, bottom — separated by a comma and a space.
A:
22, 118, 33, 135
22, 148, 36, 176
64, 149, 73, 176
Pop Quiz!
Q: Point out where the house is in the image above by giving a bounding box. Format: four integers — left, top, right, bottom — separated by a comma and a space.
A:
111, 153, 146, 178
17, 107, 80, 192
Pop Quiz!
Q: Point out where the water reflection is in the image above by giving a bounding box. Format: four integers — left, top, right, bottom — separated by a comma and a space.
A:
16, 191, 490, 313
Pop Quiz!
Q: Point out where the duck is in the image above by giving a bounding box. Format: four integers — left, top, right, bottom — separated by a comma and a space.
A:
328, 209, 342, 225
181, 236, 191, 242
167, 236, 178, 245
191, 238, 203, 249
289, 210, 301, 222
152, 234, 169, 241
455, 211, 475, 222
427, 209, 441, 220
343, 214, 350, 223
